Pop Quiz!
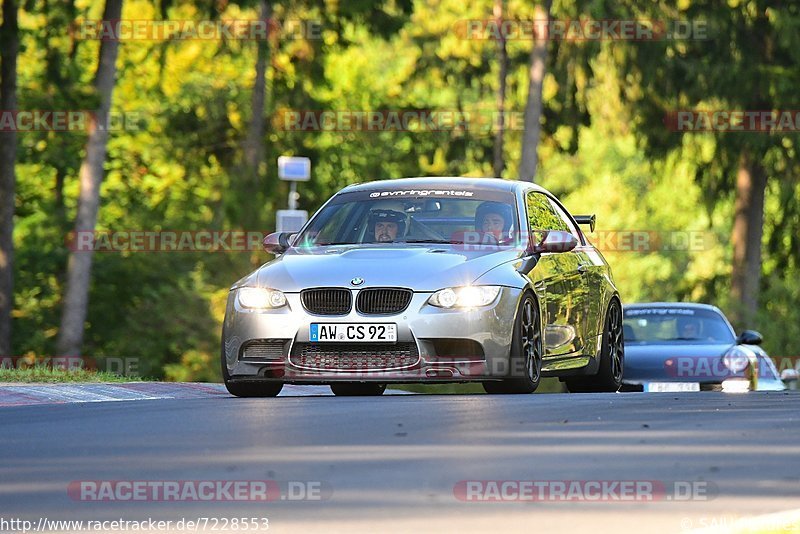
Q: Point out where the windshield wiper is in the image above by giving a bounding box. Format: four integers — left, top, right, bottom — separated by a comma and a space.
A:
403, 239, 453, 244
315, 239, 454, 246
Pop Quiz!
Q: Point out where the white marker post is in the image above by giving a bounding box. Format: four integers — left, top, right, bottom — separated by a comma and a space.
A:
277, 156, 310, 233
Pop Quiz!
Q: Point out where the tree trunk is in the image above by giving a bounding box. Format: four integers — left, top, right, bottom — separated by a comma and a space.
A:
518, 0, 552, 183
0, 0, 19, 357
237, 0, 270, 242
54, 168, 66, 223
243, 0, 271, 173
492, 0, 507, 178
730, 151, 766, 328
56, 0, 123, 356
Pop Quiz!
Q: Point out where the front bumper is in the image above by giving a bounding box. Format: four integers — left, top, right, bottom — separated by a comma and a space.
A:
622, 353, 786, 392
222, 287, 522, 383
621, 378, 786, 392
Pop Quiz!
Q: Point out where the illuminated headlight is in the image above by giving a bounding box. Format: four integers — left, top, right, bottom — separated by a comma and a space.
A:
721, 379, 750, 393
722, 346, 753, 373
237, 287, 287, 309
428, 286, 501, 308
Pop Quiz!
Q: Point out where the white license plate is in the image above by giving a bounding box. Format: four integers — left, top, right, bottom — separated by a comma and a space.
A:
645, 382, 700, 393
310, 323, 397, 343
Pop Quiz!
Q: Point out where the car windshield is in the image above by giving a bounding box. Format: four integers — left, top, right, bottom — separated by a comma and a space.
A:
293, 187, 520, 247
623, 307, 735, 344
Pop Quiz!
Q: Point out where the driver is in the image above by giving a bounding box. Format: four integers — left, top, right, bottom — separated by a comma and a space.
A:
368, 209, 406, 243
677, 316, 702, 339
475, 201, 514, 240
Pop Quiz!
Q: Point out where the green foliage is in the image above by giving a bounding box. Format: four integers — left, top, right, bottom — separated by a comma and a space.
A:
757, 274, 800, 359
8, 0, 800, 385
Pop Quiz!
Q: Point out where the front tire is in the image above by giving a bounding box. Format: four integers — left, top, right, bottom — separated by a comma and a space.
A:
483, 292, 542, 394
566, 298, 624, 393
221, 338, 283, 397
330, 383, 387, 396
224, 380, 284, 397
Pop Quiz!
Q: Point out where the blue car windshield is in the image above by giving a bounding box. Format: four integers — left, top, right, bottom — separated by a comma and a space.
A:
623, 307, 735, 344
293, 189, 520, 247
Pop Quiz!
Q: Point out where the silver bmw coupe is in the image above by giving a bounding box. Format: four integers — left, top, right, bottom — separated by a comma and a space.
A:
221, 177, 623, 396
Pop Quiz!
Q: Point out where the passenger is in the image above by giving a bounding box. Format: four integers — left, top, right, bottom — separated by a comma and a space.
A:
475, 201, 514, 241
677, 317, 702, 339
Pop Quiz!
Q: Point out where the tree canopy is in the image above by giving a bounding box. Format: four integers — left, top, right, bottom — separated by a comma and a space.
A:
3, 0, 798, 380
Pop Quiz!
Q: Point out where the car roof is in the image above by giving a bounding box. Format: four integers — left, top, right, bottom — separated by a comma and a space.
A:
625, 302, 725, 314
341, 176, 548, 194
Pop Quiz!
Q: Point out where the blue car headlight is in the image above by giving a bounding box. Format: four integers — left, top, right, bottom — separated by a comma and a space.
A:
428, 286, 501, 309
722, 346, 754, 373
237, 287, 287, 309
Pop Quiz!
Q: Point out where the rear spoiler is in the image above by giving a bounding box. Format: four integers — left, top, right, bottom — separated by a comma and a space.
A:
574, 214, 596, 232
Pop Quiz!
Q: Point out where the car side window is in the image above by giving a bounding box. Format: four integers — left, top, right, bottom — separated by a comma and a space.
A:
313, 202, 359, 244
547, 198, 584, 244
525, 192, 569, 233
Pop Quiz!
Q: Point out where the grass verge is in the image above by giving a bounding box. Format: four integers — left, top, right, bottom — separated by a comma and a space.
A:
0, 367, 134, 383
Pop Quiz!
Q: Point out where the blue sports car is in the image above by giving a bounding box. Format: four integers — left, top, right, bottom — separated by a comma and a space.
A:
621, 302, 784, 392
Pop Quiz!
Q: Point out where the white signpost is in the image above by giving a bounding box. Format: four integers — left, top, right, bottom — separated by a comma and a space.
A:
276, 156, 310, 233
275, 209, 308, 233
278, 156, 311, 183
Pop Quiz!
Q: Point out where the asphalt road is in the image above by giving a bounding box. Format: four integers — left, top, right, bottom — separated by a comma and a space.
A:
2, 390, 800, 533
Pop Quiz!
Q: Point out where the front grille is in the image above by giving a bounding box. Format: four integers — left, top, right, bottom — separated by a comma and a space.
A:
241, 339, 287, 361
301, 288, 352, 315
290, 343, 419, 372
356, 288, 413, 315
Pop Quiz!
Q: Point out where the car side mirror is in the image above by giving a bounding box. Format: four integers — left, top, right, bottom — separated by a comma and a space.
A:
263, 232, 295, 255
531, 230, 578, 254
736, 329, 763, 345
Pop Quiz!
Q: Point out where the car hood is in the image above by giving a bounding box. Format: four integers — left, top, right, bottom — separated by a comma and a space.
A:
623, 343, 734, 383
232, 245, 524, 292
